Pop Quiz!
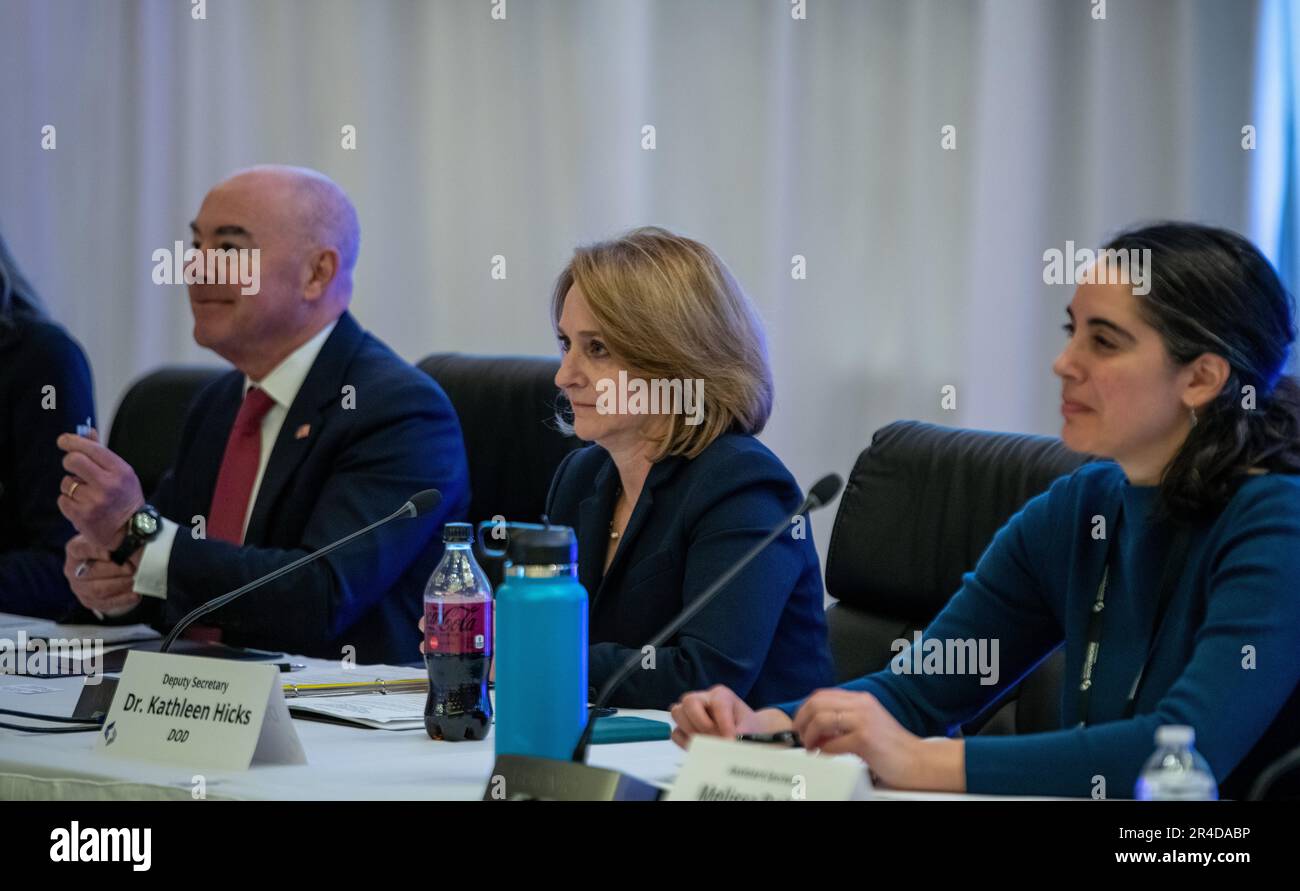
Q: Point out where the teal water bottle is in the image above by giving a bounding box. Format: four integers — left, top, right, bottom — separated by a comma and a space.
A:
493, 526, 588, 761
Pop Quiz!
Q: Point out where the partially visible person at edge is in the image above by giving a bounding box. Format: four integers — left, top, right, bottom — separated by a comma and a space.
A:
0, 231, 94, 619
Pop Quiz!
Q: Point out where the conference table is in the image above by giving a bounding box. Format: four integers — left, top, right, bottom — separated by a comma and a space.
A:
0, 642, 1027, 801
0, 653, 679, 800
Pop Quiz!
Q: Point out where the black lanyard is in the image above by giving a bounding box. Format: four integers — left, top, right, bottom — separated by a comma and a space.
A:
1076, 506, 1192, 728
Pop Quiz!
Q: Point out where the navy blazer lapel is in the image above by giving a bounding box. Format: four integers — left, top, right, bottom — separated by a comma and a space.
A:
577, 458, 619, 601
243, 313, 366, 545
588, 453, 687, 611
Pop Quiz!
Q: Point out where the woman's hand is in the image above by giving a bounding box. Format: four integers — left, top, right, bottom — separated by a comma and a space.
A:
792, 689, 965, 792
669, 684, 792, 748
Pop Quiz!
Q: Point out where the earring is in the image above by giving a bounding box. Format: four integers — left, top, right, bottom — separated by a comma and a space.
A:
1190, 406, 1198, 427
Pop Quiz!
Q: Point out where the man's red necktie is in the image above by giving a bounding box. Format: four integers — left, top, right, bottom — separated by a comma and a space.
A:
186, 387, 274, 643
208, 386, 276, 544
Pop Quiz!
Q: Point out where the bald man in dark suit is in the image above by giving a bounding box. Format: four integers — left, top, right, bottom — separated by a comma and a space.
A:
56, 166, 468, 663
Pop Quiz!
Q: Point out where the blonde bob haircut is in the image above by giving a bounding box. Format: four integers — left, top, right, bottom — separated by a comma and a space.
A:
551, 226, 774, 460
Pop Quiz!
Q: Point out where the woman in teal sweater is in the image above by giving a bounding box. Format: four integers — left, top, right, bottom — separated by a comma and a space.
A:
670, 222, 1300, 799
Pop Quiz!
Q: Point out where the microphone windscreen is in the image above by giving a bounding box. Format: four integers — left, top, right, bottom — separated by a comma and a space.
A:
807, 473, 843, 510
407, 489, 443, 517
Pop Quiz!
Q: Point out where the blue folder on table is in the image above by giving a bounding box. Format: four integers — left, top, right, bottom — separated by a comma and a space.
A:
590, 715, 673, 744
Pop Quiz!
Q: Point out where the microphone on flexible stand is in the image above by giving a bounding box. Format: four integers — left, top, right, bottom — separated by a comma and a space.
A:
570, 473, 843, 764
160, 488, 443, 651
73, 490, 442, 722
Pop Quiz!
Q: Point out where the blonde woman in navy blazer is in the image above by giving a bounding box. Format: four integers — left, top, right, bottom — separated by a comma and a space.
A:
544, 227, 833, 710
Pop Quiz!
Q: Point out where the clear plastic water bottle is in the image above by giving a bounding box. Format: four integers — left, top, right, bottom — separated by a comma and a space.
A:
1134, 725, 1218, 800
493, 526, 588, 761
423, 522, 493, 741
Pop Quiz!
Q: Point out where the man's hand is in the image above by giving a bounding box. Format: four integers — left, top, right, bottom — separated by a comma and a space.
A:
56, 430, 145, 550
64, 533, 142, 617
669, 684, 792, 748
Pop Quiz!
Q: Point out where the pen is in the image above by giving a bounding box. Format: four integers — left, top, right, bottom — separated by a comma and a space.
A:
736, 730, 802, 747
73, 419, 94, 577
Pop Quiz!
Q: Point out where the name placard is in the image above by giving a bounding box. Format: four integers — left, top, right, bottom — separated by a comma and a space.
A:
666, 736, 872, 801
96, 651, 306, 771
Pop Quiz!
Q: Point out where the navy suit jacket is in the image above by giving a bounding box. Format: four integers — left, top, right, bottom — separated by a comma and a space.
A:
0, 316, 95, 619
114, 312, 469, 664
545, 432, 834, 709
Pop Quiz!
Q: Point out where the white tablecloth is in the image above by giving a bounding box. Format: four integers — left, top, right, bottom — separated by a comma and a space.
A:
0, 656, 688, 800
1, 655, 1047, 800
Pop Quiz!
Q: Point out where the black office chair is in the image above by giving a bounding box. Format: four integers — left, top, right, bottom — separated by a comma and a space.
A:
107, 366, 224, 497
1249, 745, 1300, 800
417, 353, 582, 581
823, 420, 1096, 735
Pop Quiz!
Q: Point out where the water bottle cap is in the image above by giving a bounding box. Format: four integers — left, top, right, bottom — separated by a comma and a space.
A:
1155, 724, 1194, 747
442, 522, 473, 544
505, 526, 577, 566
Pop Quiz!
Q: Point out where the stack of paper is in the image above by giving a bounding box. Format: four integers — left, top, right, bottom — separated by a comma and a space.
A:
281, 664, 430, 730
286, 693, 428, 731
0, 611, 160, 647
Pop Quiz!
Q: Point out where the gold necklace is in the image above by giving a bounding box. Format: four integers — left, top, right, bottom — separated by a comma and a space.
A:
609, 487, 624, 540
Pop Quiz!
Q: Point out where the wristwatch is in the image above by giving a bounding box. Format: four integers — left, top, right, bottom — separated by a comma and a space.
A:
109, 504, 162, 565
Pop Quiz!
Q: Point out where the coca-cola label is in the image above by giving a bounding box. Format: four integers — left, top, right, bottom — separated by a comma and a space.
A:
424, 596, 491, 655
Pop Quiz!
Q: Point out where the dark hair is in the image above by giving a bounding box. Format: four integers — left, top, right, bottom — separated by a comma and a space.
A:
1103, 222, 1300, 518
0, 230, 47, 330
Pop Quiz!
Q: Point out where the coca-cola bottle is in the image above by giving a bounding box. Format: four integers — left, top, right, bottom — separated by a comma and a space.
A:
423, 522, 493, 741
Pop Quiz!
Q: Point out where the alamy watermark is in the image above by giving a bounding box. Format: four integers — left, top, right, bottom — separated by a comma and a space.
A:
595, 370, 704, 426
0, 632, 104, 684
1043, 241, 1152, 296
889, 632, 999, 686
49, 822, 150, 871
151, 241, 261, 295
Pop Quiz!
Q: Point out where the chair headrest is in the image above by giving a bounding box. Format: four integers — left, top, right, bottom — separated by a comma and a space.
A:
825, 420, 1095, 621
108, 365, 225, 497
417, 352, 579, 526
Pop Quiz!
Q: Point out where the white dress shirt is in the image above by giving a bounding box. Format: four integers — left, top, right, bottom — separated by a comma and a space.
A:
131, 320, 338, 600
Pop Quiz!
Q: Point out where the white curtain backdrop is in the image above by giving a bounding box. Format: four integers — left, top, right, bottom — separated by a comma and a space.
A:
0, 0, 1278, 568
